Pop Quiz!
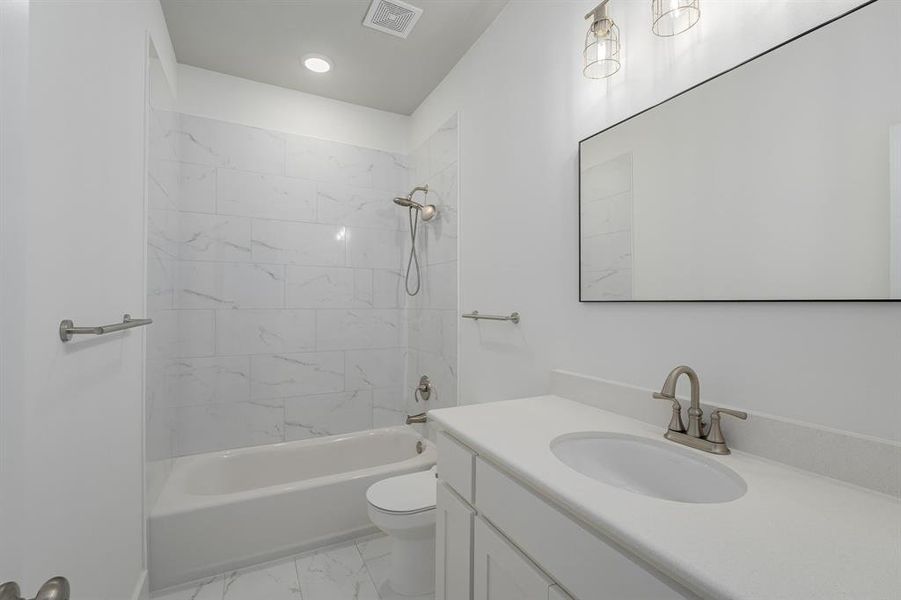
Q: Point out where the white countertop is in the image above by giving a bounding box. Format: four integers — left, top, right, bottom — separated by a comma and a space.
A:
429, 396, 901, 600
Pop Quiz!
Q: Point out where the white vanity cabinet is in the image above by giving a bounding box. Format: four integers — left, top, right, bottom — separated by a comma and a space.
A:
436, 481, 475, 600
435, 431, 691, 600
473, 516, 560, 600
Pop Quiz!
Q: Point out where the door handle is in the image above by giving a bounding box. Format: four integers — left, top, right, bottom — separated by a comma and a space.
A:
0, 577, 70, 600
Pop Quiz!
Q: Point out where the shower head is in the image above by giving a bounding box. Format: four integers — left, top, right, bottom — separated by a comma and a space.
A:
393, 197, 420, 209
392, 186, 437, 221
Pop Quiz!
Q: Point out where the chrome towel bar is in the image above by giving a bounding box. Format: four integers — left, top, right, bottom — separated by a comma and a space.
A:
461, 310, 520, 324
59, 313, 152, 342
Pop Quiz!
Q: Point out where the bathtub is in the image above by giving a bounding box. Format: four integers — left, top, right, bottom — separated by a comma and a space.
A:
148, 426, 436, 591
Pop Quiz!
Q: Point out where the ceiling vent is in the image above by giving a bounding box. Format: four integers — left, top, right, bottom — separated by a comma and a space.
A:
362, 0, 423, 39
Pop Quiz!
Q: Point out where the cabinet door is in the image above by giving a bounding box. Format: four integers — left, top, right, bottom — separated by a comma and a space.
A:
473, 517, 553, 600
436, 481, 475, 600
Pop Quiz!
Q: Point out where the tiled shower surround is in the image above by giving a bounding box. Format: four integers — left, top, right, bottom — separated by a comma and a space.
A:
146, 111, 458, 461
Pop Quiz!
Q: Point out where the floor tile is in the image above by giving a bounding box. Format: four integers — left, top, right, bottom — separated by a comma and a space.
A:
222, 559, 301, 600
358, 536, 434, 600
356, 535, 391, 562
296, 544, 380, 600
151, 576, 223, 600
363, 553, 434, 600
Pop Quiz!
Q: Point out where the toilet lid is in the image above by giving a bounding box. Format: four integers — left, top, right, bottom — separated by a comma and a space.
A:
366, 468, 437, 514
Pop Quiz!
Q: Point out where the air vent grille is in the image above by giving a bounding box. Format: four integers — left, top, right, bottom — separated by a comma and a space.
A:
362, 0, 423, 39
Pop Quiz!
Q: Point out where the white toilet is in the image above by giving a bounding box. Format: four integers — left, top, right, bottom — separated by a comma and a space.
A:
366, 467, 438, 596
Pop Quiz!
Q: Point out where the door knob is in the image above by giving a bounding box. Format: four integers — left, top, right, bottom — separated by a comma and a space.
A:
0, 577, 69, 600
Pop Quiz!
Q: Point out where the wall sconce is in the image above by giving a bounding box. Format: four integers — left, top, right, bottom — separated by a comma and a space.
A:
651, 0, 700, 37
583, 0, 621, 79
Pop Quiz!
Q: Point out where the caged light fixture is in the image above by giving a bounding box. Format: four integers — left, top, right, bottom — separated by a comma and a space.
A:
651, 0, 701, 37
583, 0, 621, 79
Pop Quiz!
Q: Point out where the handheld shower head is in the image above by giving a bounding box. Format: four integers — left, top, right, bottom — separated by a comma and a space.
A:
392, 188, 436, 221
393, 197, 421, 209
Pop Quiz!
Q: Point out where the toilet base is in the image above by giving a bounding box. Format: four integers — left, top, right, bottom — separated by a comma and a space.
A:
388, 534, 435, 596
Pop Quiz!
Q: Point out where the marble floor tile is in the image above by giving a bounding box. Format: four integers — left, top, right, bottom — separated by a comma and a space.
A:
151, 535, 431, 600
151, 576, 223, 600
357, 536, 434, 600
222, 559, 301, 600
296, 544, 380, 600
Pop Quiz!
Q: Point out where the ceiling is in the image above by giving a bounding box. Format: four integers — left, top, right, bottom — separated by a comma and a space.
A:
161, 0, 508, 115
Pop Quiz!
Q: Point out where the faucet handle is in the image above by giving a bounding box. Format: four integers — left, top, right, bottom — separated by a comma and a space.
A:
653, 393, 686, 433
705, 407, 748, 444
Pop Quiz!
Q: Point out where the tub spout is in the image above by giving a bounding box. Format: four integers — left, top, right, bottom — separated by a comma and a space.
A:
406, 412, 427, 425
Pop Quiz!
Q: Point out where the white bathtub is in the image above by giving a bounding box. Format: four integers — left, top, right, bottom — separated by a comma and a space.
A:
149, 426, 436, 591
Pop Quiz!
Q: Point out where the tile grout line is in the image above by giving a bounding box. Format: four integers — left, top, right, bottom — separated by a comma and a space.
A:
354, 539, 386, 600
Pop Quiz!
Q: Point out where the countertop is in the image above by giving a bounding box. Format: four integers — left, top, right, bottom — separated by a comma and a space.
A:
429, 396, 901, 600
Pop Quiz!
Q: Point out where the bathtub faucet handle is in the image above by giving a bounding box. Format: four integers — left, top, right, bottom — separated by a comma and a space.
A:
415, 376, 431, 403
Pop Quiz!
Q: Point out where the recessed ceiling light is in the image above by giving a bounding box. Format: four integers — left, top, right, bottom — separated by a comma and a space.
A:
302, 54, 332, 74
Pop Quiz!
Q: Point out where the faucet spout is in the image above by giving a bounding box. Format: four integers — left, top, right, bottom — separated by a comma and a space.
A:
406, 412, 427, 425
655, 365, 703, 438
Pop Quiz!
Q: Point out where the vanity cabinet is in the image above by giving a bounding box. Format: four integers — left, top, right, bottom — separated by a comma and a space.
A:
436, 481, 474, 600
435, 431, 691, 600
474, 516, 558, 600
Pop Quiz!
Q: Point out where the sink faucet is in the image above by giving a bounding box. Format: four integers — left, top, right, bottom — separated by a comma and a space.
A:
653, 365, 747, 455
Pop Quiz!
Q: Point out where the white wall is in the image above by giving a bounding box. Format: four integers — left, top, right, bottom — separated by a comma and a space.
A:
412, 0, 901, 441
892, 125, 901, 298
0, 0, 30, 584
5, 1, 176, 597
175, 64, 411, 154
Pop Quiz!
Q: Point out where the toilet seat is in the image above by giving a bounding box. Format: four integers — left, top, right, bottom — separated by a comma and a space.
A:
366, 467, 437, 515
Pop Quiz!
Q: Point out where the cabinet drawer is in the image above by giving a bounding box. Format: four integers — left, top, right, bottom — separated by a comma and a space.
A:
437, 431, 476, 503
475, 458, 690, 600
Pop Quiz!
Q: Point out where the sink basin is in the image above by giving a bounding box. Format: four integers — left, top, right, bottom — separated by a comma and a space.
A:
550, 432, 747, 503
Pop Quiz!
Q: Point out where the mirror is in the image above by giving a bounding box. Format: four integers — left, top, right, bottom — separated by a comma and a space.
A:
579, 1, 900, 301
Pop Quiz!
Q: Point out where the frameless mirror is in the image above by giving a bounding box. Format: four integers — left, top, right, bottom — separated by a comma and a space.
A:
579, 1, 900, 301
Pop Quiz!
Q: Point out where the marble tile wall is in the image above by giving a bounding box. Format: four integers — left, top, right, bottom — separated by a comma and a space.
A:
404, 115, 459, 416
146, 111, 415, 458
579, 152, 633, 300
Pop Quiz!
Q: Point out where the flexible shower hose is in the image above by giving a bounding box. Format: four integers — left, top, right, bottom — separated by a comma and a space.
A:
403, 207, 422, 296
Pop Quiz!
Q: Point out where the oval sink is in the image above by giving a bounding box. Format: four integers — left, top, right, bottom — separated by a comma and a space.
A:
550, 432, 747, 503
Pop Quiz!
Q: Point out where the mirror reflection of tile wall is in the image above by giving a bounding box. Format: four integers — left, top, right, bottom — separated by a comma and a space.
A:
580, 152, 632, 300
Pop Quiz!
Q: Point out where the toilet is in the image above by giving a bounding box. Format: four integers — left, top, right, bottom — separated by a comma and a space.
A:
366, 467, 438, 596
